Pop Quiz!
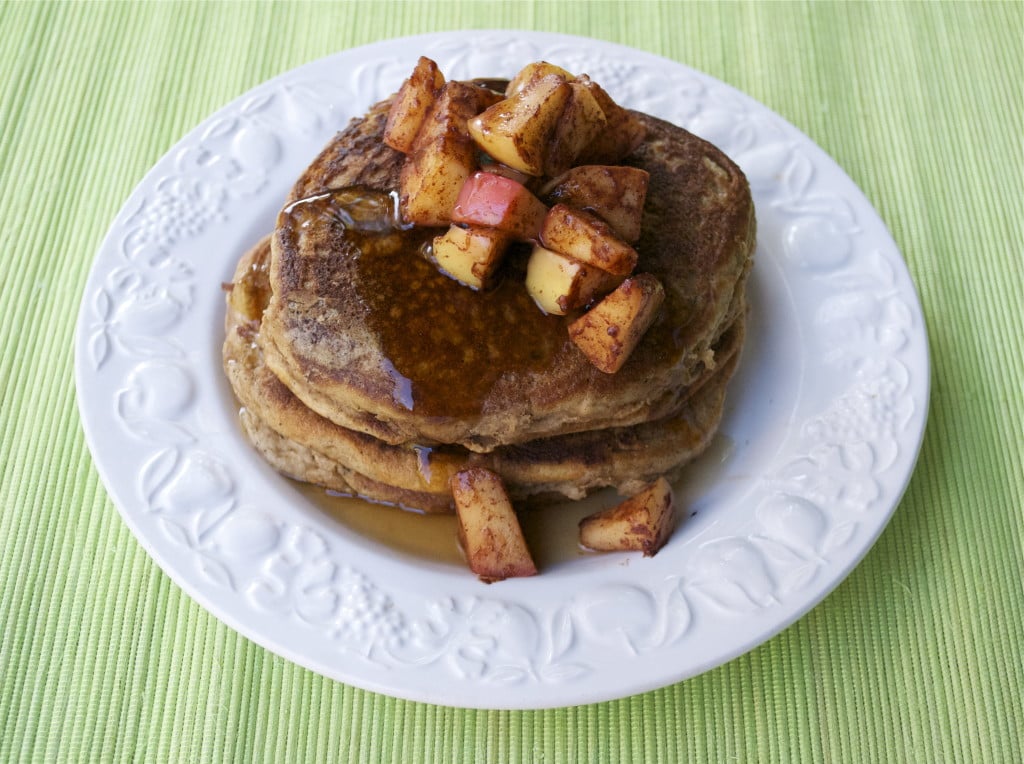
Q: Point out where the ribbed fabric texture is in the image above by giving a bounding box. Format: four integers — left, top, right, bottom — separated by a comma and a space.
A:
1, 2, 1021, 761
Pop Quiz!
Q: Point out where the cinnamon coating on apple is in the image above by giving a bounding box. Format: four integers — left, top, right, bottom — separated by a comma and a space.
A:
384, 57, 662, 378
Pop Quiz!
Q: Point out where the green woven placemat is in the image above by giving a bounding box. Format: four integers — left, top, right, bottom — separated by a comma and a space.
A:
1, 2, 1021, 761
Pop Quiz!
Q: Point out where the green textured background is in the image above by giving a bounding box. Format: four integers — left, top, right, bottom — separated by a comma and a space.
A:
2, 1, 1022, 761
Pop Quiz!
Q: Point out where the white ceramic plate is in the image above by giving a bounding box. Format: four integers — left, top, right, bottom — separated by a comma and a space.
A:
75, 31, 929, 709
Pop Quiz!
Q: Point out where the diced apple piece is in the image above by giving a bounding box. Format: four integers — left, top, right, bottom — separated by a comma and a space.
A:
525, 244, 622, 315
451, 468, 538, 583
541, 165, 649, 243
505, 61, 573, 97
543, 82, 608, 176
451, 171, 548, 241
574, 75, 646, 164
432, 224, 510, 290
578, 477, 675, 556
383, 56, 445, 154
540, 204, 638, 276
467, 75, 571, 176
400, 81, 496, 227
568, 273, 665, 373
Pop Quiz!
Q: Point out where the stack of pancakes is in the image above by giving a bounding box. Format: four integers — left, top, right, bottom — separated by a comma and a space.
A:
223, 94, 755, 513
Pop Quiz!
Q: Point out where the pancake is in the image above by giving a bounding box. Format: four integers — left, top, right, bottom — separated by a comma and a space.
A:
224, 236, 746, 511
258, 96, 755, 452
237, 407, 455, 512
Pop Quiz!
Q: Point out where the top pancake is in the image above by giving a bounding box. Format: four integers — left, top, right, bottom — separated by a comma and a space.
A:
259, 95, 755, 452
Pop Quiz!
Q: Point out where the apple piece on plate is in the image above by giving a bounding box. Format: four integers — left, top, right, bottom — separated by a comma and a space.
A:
451, 468, 538, 583
467, 74, 571, 176
525, 244, 622, 315
578, 477, 675, 556
574, 75, 646, 165
400, 81, 501, 227
540, 204, 638, 276
383, 56, 445, 154
451, 171, 548, 241
505, 61, 573, 97
543, 82, 608, 177
541, 165, 650, 243
432, 224, 511, 290
568, 273, 665, 373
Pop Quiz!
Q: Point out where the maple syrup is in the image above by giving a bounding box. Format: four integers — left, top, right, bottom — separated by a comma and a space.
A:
278, 187, 572, 418
292, 479, 599, 568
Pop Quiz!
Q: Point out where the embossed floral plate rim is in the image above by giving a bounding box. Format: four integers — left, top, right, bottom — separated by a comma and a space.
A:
74, 31, 929, 709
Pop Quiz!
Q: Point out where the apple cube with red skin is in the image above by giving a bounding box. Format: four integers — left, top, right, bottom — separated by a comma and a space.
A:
540, 204, 638, 276
451, 468, 537, 583
400, 81, 500, 227
432, 224, 510, 290
452, 172, 548, 242
383, 56, 445, 154
568, 273, 665, 373
525, 244, 622, 315
541, 165, 649, 244
467, 74, 571, 176
578, 477, 675, 556
478, 158, 533, 187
